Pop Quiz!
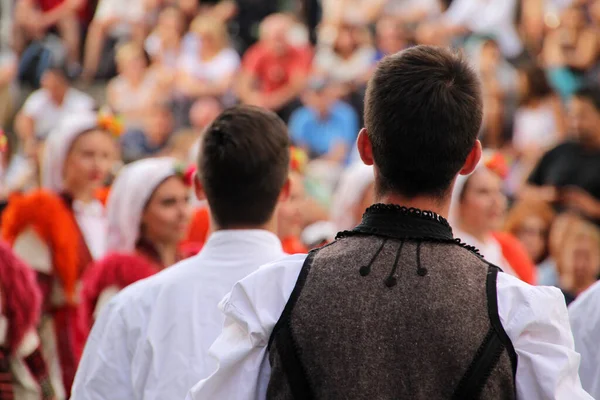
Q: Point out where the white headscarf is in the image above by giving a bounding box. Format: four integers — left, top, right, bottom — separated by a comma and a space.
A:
42, 113, 99, 193
330, 162, 374, 232
106, 157, 180, 253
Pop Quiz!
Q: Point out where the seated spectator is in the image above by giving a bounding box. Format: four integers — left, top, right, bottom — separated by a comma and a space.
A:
175, 16, 240, 106
556, 218, 600, 299
373, 16, 409, 62
82, 0, 147, 80
289, 77, 358, 164
543, 4, 598, 99
107, 42, 160, 129
237, 13, 310, 122
417, 0, 523, 59
522, 85, 600, 225
185, 98, 223, 166
145, 6, 186, 69
507, 64, 566, 194
314, 23, 375, 97
13, 0, 86, 69
505, 200, 558, 286
120, 102, 174, 163
15, 59, 95, 142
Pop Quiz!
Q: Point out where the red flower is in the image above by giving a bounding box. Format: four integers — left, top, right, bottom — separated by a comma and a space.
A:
183, 165, 196, 187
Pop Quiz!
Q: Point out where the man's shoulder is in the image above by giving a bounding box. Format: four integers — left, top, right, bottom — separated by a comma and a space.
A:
66, 88, 95, 107
569, 280, 600, 315
110, 256, 201, 310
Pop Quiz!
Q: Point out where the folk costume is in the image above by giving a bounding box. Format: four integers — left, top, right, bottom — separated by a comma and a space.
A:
1, 114, 110, 399
187, 204, 591, 399
72, 227, 286, 400
450, 152, 537, 285
0, 243, 54, 400
76, 158, 187, 346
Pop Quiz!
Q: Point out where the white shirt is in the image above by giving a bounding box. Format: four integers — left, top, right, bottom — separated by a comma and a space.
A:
177, 48, 240, 83
187, 253, 592, 400
443, 0, 523, 58
569, 281, 600, 399
71, 230, 286, 400
21, 88, 95, 140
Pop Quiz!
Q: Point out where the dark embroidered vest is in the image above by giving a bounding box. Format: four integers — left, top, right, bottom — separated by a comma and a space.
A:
267, 205, 517, 399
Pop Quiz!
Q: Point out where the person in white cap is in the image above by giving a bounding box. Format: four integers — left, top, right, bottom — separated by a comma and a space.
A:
76, 157, 193, 348
1, 112, 117, 399
70, 105, 290, 400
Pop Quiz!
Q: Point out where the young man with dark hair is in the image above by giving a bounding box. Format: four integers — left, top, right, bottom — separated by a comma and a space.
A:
188, 46, 591, 399
71, 106, 291, 400
523, 85, 600, 225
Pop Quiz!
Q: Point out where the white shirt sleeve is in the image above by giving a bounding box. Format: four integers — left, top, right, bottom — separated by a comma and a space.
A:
497, 273, 593, 399
187, 254, 307, 400
188, 255, 592, 400
71, 297, 135, 400
569, 281, 600, 399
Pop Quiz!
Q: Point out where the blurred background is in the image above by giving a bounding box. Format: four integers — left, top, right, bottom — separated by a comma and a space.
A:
1, 0, 600, 302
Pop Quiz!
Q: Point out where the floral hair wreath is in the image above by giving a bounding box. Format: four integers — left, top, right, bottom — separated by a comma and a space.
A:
483, 151, 509, 179
175, 163, 197, 187
290, 146, 308, 174
97, 106, 125, 138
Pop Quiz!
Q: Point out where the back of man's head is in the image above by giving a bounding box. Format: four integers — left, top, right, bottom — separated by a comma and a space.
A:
198, 106, 290, 229
364, 45, 482, 200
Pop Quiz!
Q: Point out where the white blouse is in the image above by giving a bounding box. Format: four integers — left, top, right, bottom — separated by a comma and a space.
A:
73, 199, 107, 260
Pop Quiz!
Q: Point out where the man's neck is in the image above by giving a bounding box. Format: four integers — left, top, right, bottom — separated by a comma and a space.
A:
51, 88, 68, 105
211, 217, 278, 236
377, 193, 450, 219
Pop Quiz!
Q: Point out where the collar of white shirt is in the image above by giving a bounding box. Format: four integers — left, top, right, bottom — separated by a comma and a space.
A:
199, 229, 284, 261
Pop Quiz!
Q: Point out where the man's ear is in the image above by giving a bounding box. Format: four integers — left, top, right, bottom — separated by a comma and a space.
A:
278, 177, 291, 203
193, 173, 206, 201
459, 140, 482, 176
357, 128, 374, 166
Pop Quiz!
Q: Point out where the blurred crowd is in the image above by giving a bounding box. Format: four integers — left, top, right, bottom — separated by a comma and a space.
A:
0, 0, 600, 397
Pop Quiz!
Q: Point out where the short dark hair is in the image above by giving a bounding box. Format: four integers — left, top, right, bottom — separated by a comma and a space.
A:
198, 106, 290, 228
364, 45, 482, 199
574, 85, 600, 112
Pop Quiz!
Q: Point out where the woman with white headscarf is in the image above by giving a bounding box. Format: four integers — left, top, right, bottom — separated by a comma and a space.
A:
77, 157, 192, 340
331, 162, 375, 232
449, 151, 536, 285
1, 112, 117, 399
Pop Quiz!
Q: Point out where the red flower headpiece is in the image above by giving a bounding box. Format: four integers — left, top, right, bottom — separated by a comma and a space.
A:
175, 163, 196, 187
0, 129, 7, 153
483, 151, 509, 179
290, 146, 308, 173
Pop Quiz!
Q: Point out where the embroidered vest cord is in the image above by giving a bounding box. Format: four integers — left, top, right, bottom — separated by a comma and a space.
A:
267, 205, 517, 400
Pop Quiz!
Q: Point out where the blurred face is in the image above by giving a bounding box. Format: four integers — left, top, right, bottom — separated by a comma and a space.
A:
564, 236, 600, 289
516, 215, 549, 263
377, 21, 405, 55
305, 87, 335, 116
459, 168, 507, 234
278, 173, 305, 238
568, 97, 600, 147
335, 28, 356, 55
190, 101, 223, 130
119, 54, 147, 77
63, 130, 115, 193
141, 176, 191, 245
262, 18, 289, 54
41, 71, 68, 99
146, 107, 173, 142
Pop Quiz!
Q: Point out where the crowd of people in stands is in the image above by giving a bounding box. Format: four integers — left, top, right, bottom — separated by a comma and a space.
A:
0, 0, 599, 398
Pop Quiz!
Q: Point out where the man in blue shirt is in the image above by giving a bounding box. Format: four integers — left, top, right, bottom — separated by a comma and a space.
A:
289, 77, 359, 164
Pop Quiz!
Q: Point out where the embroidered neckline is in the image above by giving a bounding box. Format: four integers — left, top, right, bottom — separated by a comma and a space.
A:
336, 203, 482, 258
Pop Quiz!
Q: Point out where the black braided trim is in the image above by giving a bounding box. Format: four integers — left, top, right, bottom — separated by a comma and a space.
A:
362, 204, 452, 228
336, 229, 483, 259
